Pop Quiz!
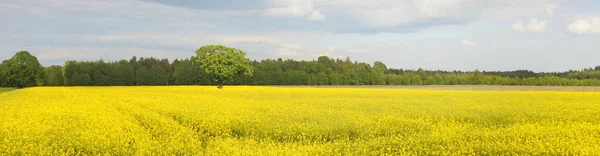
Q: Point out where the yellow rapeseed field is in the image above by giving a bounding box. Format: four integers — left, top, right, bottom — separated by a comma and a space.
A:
1, 86, 600, 155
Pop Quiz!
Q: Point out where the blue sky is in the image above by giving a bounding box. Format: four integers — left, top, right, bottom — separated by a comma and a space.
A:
1, 0, 599, 72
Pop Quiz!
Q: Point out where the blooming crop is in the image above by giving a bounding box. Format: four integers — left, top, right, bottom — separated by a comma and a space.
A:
0, 86, 599, 155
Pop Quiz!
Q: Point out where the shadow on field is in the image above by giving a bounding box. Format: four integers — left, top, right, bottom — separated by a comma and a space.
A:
0, 88, 15, 93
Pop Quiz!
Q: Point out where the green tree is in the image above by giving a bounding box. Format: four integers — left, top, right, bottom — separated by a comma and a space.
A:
373, 61, 387, 72
316, 56, 334, 74
91, 70, 108, 86
416, 68, 426, 80
372, 61, 387, 85
107, 60, 135, 86
43, 65, 65, 86
63, 61, 78, 86
193, 45, 254, 89
0, 60, 6, 87
147, 65, 167, 85
0, 51, 44, 88
71, 72, 91, 86
471, 69, 482, 85
173, 58, 211, 85
136, 67, 149, 86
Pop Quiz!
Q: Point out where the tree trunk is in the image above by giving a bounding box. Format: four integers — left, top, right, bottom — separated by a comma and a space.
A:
217, 80, 223, 89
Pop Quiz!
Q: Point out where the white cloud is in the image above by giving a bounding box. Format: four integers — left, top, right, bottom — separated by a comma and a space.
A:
321, 46, 345, 59
221, 36, 275, 45
4, 0, 259, 20
308, 0, 558, 28
545, 4, 557, 14
325, 46, 335, 55
461, 39, 475, 46
267, 0, 468, 27
264, 0, 327, 21
512, 21, 526, 31
308, 10, 325, 21
527, 18, 547, 32
264, 0, 313, 17
347, 48, 366, 53
275, 44, 301, 56
567, 17, 600, 34
77, 33, 204, 48
512, 18, 547, 32
479, 1, 560, 20
330, 0, 476, 27
0, 0, 271, 47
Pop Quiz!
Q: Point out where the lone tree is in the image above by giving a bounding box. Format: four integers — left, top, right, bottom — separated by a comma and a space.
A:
193, 45, 253, 89
0, 51, 44, 88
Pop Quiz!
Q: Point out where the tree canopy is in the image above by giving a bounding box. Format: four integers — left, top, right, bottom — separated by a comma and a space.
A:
193, 45, 253, 89
0, 51, 43, 88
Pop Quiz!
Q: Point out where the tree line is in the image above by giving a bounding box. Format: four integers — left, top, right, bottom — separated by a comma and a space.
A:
2, 50, 600, 88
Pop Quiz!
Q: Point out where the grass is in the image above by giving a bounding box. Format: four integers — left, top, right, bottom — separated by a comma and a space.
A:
0, 88, 15, 93
0, 86, 599, 155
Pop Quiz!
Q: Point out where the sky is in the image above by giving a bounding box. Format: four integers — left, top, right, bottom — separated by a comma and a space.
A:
1, 0, 599, 72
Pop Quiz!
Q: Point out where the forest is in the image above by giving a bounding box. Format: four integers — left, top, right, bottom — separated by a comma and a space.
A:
3, 51, 600, 87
